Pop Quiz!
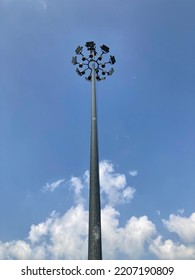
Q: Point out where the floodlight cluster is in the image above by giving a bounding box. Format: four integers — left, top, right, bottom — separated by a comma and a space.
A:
72, 41, 116, 81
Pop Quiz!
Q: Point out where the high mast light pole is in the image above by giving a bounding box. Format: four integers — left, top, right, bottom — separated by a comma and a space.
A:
72, 41, 116, 260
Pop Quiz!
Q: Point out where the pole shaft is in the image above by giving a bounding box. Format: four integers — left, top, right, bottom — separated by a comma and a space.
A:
88, 62, 102, 260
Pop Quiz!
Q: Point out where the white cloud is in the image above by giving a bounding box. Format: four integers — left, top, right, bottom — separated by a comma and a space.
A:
68, 176, 84, 204
0, 205, 88, 260
163, 213, 195, 243
149, 236, 195, 260
41, 161, 135, 207
28, 211, 57, 244
129, 170, 138, 177
42, 179, 65, 192
27, 204, 88, 259
0, 240, 32, 260
100, 160, 135, 206
117, 215, 156, 259
102, 207, 156, 259
0, 205, 156, 260
47, 204, 88, 259
149, 213, 195, 259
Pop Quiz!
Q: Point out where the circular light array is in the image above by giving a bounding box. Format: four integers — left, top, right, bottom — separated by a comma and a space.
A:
72, 41, 116, 81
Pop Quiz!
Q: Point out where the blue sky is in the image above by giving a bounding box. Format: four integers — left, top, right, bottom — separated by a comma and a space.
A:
0, 0, 195, 259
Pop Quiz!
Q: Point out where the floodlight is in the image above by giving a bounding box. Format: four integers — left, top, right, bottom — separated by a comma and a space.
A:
108, 68, 114, 76
101, 64, 105, 68
85, 75, 92, 81
79, 63, 83, 68
75, 46, 83, 54
96, 75, 101, 81
82, 57, 86, 61
82, 70, 86, 75
98, 56, 102, 61
85, 41, 95, 49
72, 56, 77, 65
110, 55, 116, 65
100, 44, 109, 53
102, 71, 106, 75
76, 68, 82, 76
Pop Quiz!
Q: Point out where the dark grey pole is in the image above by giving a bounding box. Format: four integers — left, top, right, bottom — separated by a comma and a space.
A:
88, 62, 102, 260
72, 42, 116, 260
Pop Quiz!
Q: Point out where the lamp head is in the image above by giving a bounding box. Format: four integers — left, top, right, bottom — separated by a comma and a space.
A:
100, 44, 110, 53
110, 55, 116, 65
96, 75, 101, 81
72, 56, 77, 65
85, 75, 92, 81
85, 41, 96, 49
75, 46, 83, 54
108, 68, 114, 76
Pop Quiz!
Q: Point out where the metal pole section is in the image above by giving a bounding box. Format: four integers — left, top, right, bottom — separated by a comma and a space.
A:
88, 62, 102, 260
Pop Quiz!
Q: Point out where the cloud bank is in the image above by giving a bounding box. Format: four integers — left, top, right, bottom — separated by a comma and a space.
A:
0, 160, 195, 259
0, 206, 156, 260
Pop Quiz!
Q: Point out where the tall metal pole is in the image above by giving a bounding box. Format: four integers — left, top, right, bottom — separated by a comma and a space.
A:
72, 42, 116, 260
88, 62, 102, 259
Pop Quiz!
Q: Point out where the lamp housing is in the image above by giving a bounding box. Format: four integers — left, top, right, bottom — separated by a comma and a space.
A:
75, 46, 83, 54
100, 44, 110, 53
108, 68, 114, 76
72, 56, 77, 65
110, 55, 116, 65
85, 41, 96, 49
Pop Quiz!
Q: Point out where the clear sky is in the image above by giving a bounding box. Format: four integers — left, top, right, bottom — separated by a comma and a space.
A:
0, 0, 195, 259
